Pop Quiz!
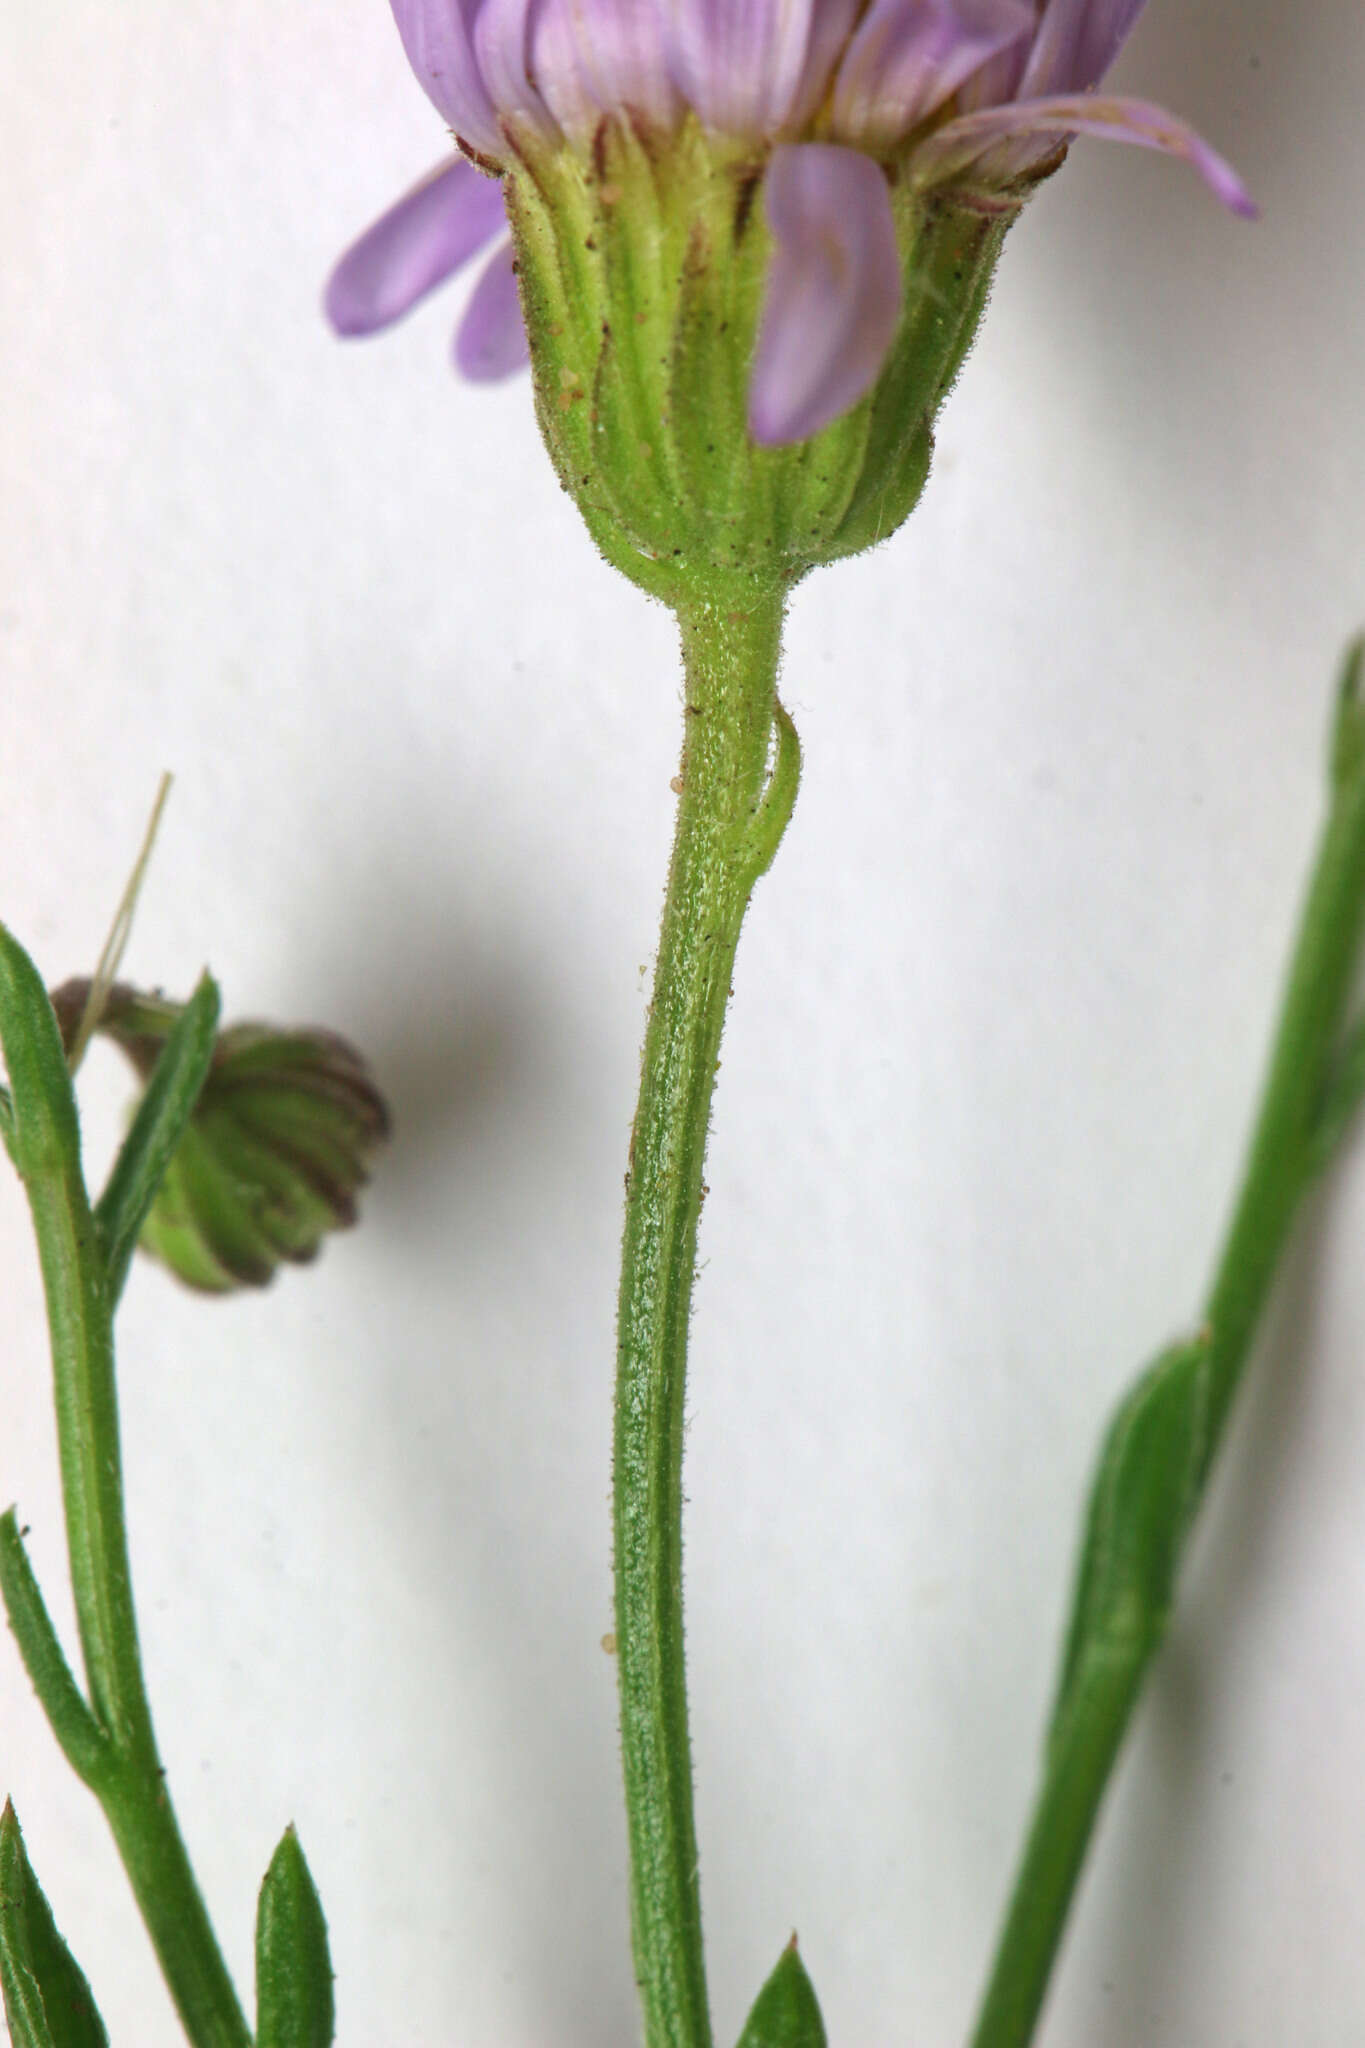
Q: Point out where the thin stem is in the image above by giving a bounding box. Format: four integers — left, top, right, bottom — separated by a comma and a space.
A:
1199, 761, 1365, 1460
0, 927, 251, 2048
969, 726, 1365, 2048
0, 1530, 244, 2048
970, 1647, 1146, 2047
95, 1758, 251, 2048
14, 1012, 156, 1761
615, 579, 798, 2048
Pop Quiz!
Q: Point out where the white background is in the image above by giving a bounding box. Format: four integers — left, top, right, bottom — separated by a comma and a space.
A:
3, 4, 1365, 2044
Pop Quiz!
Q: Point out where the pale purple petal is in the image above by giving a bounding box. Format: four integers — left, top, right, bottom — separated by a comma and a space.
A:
454, 240, 530, 379
664, 0, 856, 136
919, 92, 1258, 216
529, 0, 679, 137
955, 32, 1031, 111
749, 144, 902, 448
830, 0, 1035, 150
474, 0, 557, 141
325, 158, 509, 337
390, 0, 502, 157
790, 0, 870, 128
1020, 0, 1147, 94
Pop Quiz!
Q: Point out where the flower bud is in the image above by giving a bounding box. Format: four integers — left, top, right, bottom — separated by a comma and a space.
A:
50, 981, 389, 1293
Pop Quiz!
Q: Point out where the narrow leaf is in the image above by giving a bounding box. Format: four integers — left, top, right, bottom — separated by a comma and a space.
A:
0, 1803, 108, 2048
736, 1938, 826, 2048
1049, 1333, 1210, 1749
93, 972, 221, 1302
1329, 634, 1365, 794
0, 928, 86, 1201
0, 1516, 106, 1787
745, 703, 803, 883
256, 1826, 335, 2048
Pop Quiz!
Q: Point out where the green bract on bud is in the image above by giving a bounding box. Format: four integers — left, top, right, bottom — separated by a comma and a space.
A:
507, 119, 1012, 595
50, 980, 389, 1294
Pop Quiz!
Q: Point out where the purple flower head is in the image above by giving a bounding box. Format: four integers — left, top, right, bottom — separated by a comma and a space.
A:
327, 0, 1253, 447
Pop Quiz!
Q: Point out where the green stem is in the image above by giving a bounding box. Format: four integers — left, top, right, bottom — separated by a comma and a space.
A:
0, 1526, 245, 2048
0, 1513, 107, 1784
614, 580, 798, 2048
97, 1756, 251, 2048
41, 1219, 250, 2048
970, 715, 1365, 2048
22, 1080, 149, 1755
0, 929, 251, 2048
1198, 760, 1365, 1460
970, 1647, 1147, 2048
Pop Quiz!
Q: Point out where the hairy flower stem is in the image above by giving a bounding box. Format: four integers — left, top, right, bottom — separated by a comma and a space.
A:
615, 581, 799, 2048
971, 662, 1365, 2048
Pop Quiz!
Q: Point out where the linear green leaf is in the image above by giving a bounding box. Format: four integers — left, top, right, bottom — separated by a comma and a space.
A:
735, 1940, 826, 2048
1328, 633, 1365, 793
0, 1515, 106, 1786
0, 928, 86, 1204
93, 971, 220, 1303
744, 703, 802, 883
0, 1802, 108, 2048
255, 1827, 335, 2048
1048, 1333, 1210, 1751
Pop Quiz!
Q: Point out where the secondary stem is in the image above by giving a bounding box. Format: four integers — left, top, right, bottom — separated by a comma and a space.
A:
1199, 756, 1365, 1460
614, 580, 797, 2048
40, 1222, 251, 2048
970, 720, 1365, 2048
98, 1760, 251, 2048
969, 1647, 1148, 2047
0, 931, 252, 2048
44, 1273, 252, 2047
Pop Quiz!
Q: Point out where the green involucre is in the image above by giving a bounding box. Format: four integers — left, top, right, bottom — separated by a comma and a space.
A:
507, 116, 1011, 598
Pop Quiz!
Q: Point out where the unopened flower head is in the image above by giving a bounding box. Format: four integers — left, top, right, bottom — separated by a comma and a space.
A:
50, 980, 390, 1293
328, 2, 1252, 584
